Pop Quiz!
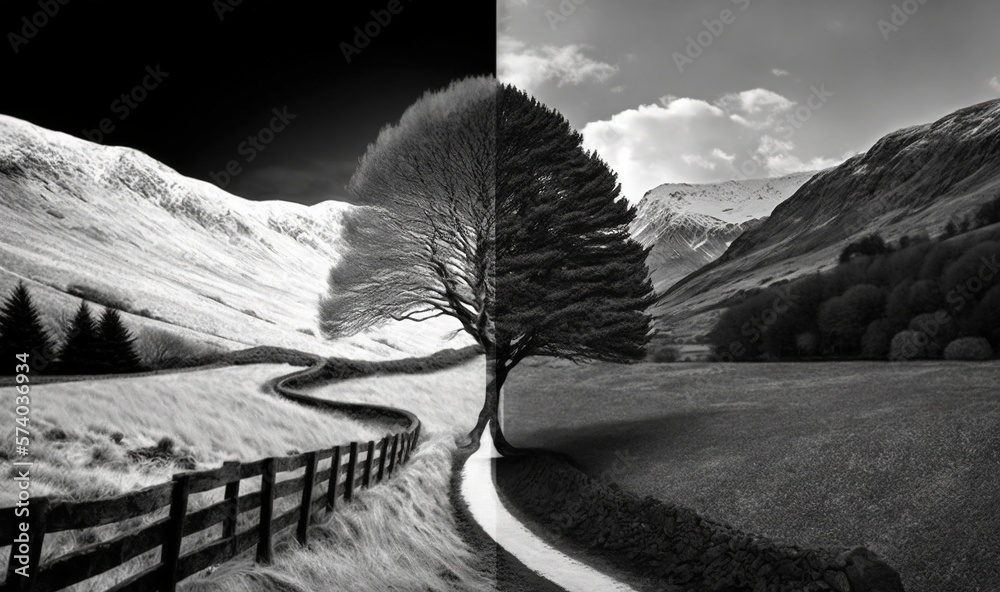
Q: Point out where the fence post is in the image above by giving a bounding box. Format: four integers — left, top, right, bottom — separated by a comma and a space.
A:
326, 446, 341, 512
6, 496, 48, 592
163, 474, 191, 592
362, 441, 375, 488
345, 442, 359, 502
403, 433, 413, 464
377, 437, 389, 483
257, 458, 277, 564
297, 452, 318, 545
221, 461, 240, 550
387, 434, 399, 477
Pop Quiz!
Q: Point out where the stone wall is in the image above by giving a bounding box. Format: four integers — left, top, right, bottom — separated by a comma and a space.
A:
495, 453, 906, 592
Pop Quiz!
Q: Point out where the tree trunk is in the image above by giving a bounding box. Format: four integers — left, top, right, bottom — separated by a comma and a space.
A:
465, 346, 518, 455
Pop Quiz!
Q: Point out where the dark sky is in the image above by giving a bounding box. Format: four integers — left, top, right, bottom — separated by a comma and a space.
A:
0, 0, 496, 204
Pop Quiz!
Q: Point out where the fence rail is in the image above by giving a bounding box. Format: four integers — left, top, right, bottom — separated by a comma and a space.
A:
0, 425, 420, 592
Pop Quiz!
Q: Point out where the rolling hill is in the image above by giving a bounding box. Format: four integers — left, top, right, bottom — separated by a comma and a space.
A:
0, 114, 465, 358
655, 98, 1000, 342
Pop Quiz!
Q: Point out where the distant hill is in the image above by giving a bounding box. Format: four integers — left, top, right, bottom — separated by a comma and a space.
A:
656, 99, 1000, 343
0, 114, 463, 357
631, 172, 816, 294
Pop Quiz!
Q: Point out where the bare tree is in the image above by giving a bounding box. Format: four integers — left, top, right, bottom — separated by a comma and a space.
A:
319, 77, 498, 447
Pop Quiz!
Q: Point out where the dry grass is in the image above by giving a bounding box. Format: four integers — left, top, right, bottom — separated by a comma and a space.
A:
0, 364, 382, 506
186, 436, 494, 592
505, 359, 1000, 592
186, 358, 489, 592
0, 353, 488, 591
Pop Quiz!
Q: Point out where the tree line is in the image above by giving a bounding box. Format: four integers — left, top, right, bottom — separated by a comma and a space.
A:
0, 282, 143, 375
709, 223, 1000, 362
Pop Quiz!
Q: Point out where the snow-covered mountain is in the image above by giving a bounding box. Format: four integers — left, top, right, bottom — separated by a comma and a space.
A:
657, 98, 1000, 342
0, 114, 462, 358
631, 172, 816, 293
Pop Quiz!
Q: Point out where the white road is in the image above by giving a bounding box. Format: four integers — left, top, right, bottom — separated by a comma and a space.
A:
460, 422, 640, 592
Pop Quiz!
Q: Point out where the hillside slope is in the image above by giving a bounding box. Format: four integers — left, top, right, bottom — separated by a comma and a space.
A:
0, 114, 464, 357
657, 99, 1000, 342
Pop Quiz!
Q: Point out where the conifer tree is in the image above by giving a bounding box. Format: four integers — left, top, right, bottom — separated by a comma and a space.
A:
97, 308, 143, 373
58, 301, 100, 375
0, 282, 56, 374
495, 84, 655, 437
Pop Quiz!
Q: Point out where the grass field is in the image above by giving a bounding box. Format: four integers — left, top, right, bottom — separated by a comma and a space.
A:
503, 360, 1000, 592
0, 364, 383, 506
188, 357, 492, 592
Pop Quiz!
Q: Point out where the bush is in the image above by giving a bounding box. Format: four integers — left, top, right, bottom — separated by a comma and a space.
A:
943, 337, 994, 361
839, 234, 889, 264
861, 319, 891, 360
136, 328, 223, 370
647, 344, 678, 363
889, 330, 931, 361
975, 195, 1000, 228
908, 312, 955, 357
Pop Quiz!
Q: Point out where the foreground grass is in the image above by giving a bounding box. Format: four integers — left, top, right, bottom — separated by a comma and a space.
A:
187, 435, 494, 592
0, 364, 382, 505
505, 360, 1000, 592
185, 357, 491, 592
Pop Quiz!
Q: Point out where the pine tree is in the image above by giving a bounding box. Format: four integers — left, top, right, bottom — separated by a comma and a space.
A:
0, 282, 56, 375
97, 308, 143, 373
58, 301, 100, 375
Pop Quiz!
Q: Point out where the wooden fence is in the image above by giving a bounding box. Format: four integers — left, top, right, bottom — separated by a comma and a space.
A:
0, 424, 421, 592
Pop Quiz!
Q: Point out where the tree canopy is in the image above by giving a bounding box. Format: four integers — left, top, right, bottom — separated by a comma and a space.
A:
319, 78, 654, 453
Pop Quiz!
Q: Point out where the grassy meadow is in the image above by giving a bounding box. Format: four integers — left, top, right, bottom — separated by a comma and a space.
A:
189, 357, 492, 592
503, 359, 1000, 592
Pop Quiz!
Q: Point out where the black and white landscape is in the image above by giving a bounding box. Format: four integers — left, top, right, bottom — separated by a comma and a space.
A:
0, 1, 998, 592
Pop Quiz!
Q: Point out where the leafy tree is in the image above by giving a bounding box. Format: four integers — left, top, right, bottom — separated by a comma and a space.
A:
58, 301, 100, 375
320, 79, 654, 452
861, 319, 892, 360
839, 234, 889, 265
0, 282, 55, 374
817, 284, 885, 355
496, 83, 654, 411
97, 308, 142, 373
321, 78, 499, 448
975, 195, 1000, 228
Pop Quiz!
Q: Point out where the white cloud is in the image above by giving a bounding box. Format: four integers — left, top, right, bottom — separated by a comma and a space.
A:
497, 35, 618, 93
581, 90, 846, 201
990, 76, 1000, 93
772, 68, 789, 77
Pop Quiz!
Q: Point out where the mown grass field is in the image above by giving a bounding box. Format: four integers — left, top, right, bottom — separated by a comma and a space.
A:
504, 360, 1000, 592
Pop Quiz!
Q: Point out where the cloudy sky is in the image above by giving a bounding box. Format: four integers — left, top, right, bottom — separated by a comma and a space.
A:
499, 0, 1000, 202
